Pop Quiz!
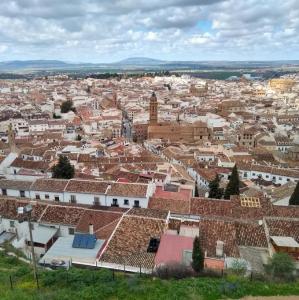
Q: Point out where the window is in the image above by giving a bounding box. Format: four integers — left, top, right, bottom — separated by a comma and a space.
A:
45, 194, 49, 199
287, 178, 290, 182
94, 197, 100, 206
20, 190, 25, 198
2, 189, 7, 196
112, 198, 118, 206
14, 169, 17, 175
35, 194, 40, 200
70, 195, 76, 203
68, 228, 75, 235
10, 220, 15, 228
124, 199, 129, 205
134, 200, 140, 208
54, 196, 60, 202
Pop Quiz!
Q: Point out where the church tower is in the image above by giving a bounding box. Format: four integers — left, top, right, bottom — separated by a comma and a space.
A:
149, 92, 158, 125
8, 123, 17, 153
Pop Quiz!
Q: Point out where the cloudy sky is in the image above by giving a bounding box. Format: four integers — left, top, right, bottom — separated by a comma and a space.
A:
0, 0, 298, 62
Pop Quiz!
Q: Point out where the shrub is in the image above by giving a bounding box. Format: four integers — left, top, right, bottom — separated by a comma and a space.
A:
266, 252, 296, 281
229, 259, 248, 276
154, 262, 194, 279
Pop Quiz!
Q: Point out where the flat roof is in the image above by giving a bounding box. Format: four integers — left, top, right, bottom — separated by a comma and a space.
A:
39, 236, 105, 265
155, 234, 193, 266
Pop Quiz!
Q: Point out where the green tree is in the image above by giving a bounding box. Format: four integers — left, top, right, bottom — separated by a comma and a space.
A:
61, 100, 74, 113
289, 182, 299, 205
266, 253, 295, 281
52, 155, 75, 179
194, 182, 199, 197
76, 134, 82, 141
208, 174, 223, 199
224, 165, 240, 200
192, 236, 204, 273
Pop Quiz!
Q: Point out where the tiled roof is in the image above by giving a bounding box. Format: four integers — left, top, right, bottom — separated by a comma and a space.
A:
0, 198, 47, 220
101, 215, 166, 268
199, 218, 239, 258
65, 179, 110, 194
76, 209, 123, 239
107, 182, 148, 198
190, 197, 232, 217
126, 207, 168, 220
39, 205, 85, 226
30, 178, 68, 192
10, 158, 50, 171
148, 197, 190, 214
0, 179, 32, 191
266, 218, 299, 242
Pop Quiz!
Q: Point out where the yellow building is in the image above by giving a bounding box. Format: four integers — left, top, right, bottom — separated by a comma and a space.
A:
268, 78, 295, 93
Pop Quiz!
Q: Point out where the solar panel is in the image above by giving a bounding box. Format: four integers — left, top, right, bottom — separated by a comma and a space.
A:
72, 234, 97, 249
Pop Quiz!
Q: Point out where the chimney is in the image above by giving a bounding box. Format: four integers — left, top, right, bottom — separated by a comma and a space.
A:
89, 223, 94, 235
216, 240, 224, 257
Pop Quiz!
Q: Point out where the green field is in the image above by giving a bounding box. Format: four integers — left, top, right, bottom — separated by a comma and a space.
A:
0, 251, 299, 300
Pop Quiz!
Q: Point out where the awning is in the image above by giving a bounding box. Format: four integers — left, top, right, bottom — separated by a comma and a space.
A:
270, 236, 299, 248
26, 226, 58, 245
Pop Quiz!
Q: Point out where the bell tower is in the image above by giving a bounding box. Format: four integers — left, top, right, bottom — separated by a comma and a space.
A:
149, 92, 158, 125
8, 123, 17, 153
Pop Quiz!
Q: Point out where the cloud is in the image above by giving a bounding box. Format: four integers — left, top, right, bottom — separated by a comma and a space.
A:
0, 0, 298, 61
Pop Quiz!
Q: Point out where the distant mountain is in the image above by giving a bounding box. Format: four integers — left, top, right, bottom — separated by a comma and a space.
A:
0, 58, 299, 74
0, 60, 70, 71
116, 57, 165, 65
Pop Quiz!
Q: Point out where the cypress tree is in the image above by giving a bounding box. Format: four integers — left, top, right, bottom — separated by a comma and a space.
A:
224, 165, 240, 200
208, 174, 223, 199
289, 182, 299, 205
192, 236, 204, 273
52, 155, 75, 179
194, 181, 199, 197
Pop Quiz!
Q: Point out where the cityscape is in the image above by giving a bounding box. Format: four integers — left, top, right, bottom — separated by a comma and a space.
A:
0, 1, 299, 299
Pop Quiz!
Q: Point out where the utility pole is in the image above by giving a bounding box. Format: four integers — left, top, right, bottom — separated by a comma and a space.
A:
17, 205, 39, 288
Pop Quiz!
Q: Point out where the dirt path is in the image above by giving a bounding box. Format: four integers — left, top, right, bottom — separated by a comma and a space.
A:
242, 296, 299, 300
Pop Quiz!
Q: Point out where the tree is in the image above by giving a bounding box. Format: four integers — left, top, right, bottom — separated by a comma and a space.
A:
289, 182, 299, 205
208, 174, 223, 199
192, 236, 204, 273
61, 100, 74, 113
194, 181, 199, 197
266, 253, 295, 281
76, 134, 82, 141
52, 156, 75, 179
224, 165, 240, 200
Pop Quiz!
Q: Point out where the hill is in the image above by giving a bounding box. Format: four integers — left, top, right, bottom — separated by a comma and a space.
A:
116, 57, 165, 65
0, 250, 299, 300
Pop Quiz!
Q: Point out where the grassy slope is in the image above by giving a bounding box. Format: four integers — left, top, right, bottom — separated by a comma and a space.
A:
0, 252, 299, 300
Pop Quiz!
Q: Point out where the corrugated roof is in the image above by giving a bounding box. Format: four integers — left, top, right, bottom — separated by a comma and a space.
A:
270, 236, 299, 248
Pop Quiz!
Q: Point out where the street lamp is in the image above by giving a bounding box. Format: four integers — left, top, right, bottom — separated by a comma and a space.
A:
17, 204, 39, 288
